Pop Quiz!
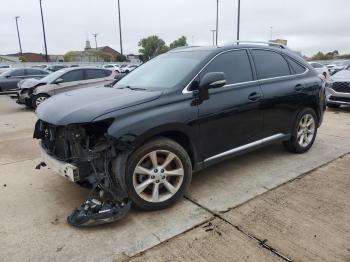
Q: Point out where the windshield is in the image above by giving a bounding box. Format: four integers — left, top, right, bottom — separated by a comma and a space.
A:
114, 51, 211, 90
39, 69, 66, 83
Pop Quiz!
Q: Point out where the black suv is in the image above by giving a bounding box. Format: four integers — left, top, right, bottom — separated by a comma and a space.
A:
34, 43, 325, 218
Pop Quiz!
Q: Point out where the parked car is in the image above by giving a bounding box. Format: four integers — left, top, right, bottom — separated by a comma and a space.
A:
309, 62, 330, 79
120, 64, 138, 73
17, 67, 114, 108
0, 68, 49, 92
47, 65, 68, 72
326, 68, 350, 108
34, 43, 325, 226
32, 64, 48, 69
327, 60, 350, 75
103, 64, 121, 73
0, 65, 11, 69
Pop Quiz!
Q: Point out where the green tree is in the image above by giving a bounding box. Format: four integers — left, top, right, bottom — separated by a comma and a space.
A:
169, 36, 188, 49
138, 35, 169, 61
64, 51, 80, 62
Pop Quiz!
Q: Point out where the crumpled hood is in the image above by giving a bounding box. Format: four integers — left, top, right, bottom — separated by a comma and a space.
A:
36, 87, 162, 125
19, 78, 44, 89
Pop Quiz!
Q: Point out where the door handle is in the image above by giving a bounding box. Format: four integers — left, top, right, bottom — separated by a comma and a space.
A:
248, 92, 262, 101
295, 84, 304, 92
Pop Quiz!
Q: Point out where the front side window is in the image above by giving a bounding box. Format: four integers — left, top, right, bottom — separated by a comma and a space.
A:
251, 49, 290, 79
200, 50, 253, 85
60, 70, 84, 83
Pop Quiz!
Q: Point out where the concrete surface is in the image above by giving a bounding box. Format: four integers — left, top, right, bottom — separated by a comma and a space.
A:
0, 95, 350, 261
129, 155, 350, 262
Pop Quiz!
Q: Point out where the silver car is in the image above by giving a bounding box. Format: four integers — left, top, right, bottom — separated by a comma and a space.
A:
17, 67, 114, 108
326, 68, 350, 108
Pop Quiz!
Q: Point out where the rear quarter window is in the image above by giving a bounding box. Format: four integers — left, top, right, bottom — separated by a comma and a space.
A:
251, 49, 290, 79
286, 57, 307, 75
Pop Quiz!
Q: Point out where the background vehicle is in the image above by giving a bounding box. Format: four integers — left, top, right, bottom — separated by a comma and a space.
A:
47, 65, 68, 72
326, 68, 350, 108
0, 65, 11, 69
34, 42, 325, 217
309, 62, 330, 79
327, 60, 350, 75
120, 64, 138, 73
18, 67, 114, 108
103, 64, 121, 73
0, 68, 49, 92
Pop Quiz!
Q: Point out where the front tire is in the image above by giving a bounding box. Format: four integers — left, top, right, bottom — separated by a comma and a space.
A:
32, 94, 49, 109
125, 137, 192, 211
283, 108, 318, 154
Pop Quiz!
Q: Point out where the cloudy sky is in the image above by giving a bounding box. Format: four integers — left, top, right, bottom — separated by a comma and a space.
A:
1, 0, 350, 56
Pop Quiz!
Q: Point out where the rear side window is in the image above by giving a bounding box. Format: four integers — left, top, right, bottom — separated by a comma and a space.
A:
27, 69, 47, 75
85, 69, 107, 80
251, 50, 290, 79
61, 70, 84, 82
201, 50, 253, 85
286, 57, 307, 74
10, 69, 26, 77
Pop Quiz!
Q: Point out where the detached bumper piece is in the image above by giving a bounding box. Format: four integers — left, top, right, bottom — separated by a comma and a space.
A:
68, 199, 131, 227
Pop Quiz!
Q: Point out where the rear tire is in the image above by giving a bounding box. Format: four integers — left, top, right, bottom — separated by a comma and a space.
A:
283, 108, 318, 154
125, 137, 192, 211
32, 94, 49, 109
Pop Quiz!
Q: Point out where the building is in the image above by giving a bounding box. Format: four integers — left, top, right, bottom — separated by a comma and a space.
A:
64, 39, 123, 62
0, 55, 20, 63
269, 39, 288, 46
127, 54, 141, 63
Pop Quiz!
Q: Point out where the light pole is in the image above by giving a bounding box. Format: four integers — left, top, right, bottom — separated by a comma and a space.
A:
216, 0, 219, 45
270, 26, 273, 40
117, 0, 123, 56
211, 30, 216, 46
39, 0, 49, 62
15, 16, 23, 57
93, 33, 98, 50
237, 0, 241, 41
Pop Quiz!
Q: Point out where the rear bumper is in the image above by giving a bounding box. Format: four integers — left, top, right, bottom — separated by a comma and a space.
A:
40, 143, 80, 182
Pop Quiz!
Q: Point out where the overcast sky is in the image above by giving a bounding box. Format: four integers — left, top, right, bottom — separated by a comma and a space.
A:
1, 0, 350, 56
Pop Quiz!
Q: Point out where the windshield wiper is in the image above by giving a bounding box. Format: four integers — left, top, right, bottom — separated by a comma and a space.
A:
117, 86, 146, 91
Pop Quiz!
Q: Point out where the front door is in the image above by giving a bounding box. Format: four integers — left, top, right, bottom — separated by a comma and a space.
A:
54, 69, 84, 94
197, 49, 263, 162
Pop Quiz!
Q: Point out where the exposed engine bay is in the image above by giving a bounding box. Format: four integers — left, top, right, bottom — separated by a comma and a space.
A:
33, 119, 132, 227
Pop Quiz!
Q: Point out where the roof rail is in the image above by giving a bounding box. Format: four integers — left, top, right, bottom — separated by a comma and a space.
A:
227, 40, 287, 49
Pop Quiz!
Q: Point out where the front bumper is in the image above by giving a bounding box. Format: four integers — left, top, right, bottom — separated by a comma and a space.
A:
326, 87, 350, 105
39, 143, 80, 182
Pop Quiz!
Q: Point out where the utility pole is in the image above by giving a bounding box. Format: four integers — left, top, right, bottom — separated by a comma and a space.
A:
117, 0, 123, 55
93, 33, 98, 50
270, 26, 273, 40
39, 0, 49, 62
15, 16, 23, 57
216, 0, 219, 45
237, 0, 241, 41
211, 30, 216, 46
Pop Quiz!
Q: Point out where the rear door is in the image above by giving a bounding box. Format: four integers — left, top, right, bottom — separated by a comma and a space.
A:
250, 49, 307, 137
197, 49, 263, 162
26, 69, 48, 80
53, 69, 84, 94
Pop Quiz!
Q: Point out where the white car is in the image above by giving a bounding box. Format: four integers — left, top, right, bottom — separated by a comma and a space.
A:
102, 64, 121, 73
309, 62, 330, 79
120, 65, 138, 73
326, 68, 350, 108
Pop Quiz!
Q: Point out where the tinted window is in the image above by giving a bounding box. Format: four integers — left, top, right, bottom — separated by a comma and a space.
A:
10, 69, 26, 77
286, 57, 306, 74
251, 50, 290, 79
85, 69, 107, 80
61, 70, 84, 82
27, 69, 48, 75
310, 63, 323, 69
104, 70, 113, 77
201, 50, 253, 85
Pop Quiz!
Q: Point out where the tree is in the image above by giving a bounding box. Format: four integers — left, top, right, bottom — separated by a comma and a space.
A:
138, 35, 169, 61
169, 36, 188, 49
64, 51, 80, 62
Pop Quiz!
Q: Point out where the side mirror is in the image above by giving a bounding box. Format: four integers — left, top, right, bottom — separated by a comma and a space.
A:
199, 72, 226, 90
54, 78, 63, 84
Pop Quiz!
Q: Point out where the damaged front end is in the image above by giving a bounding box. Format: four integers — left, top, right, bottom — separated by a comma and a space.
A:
33, 119, 132, 227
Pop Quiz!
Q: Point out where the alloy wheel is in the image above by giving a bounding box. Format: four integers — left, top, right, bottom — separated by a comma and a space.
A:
297, 114, 316, 147
132, 150, 184, 203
